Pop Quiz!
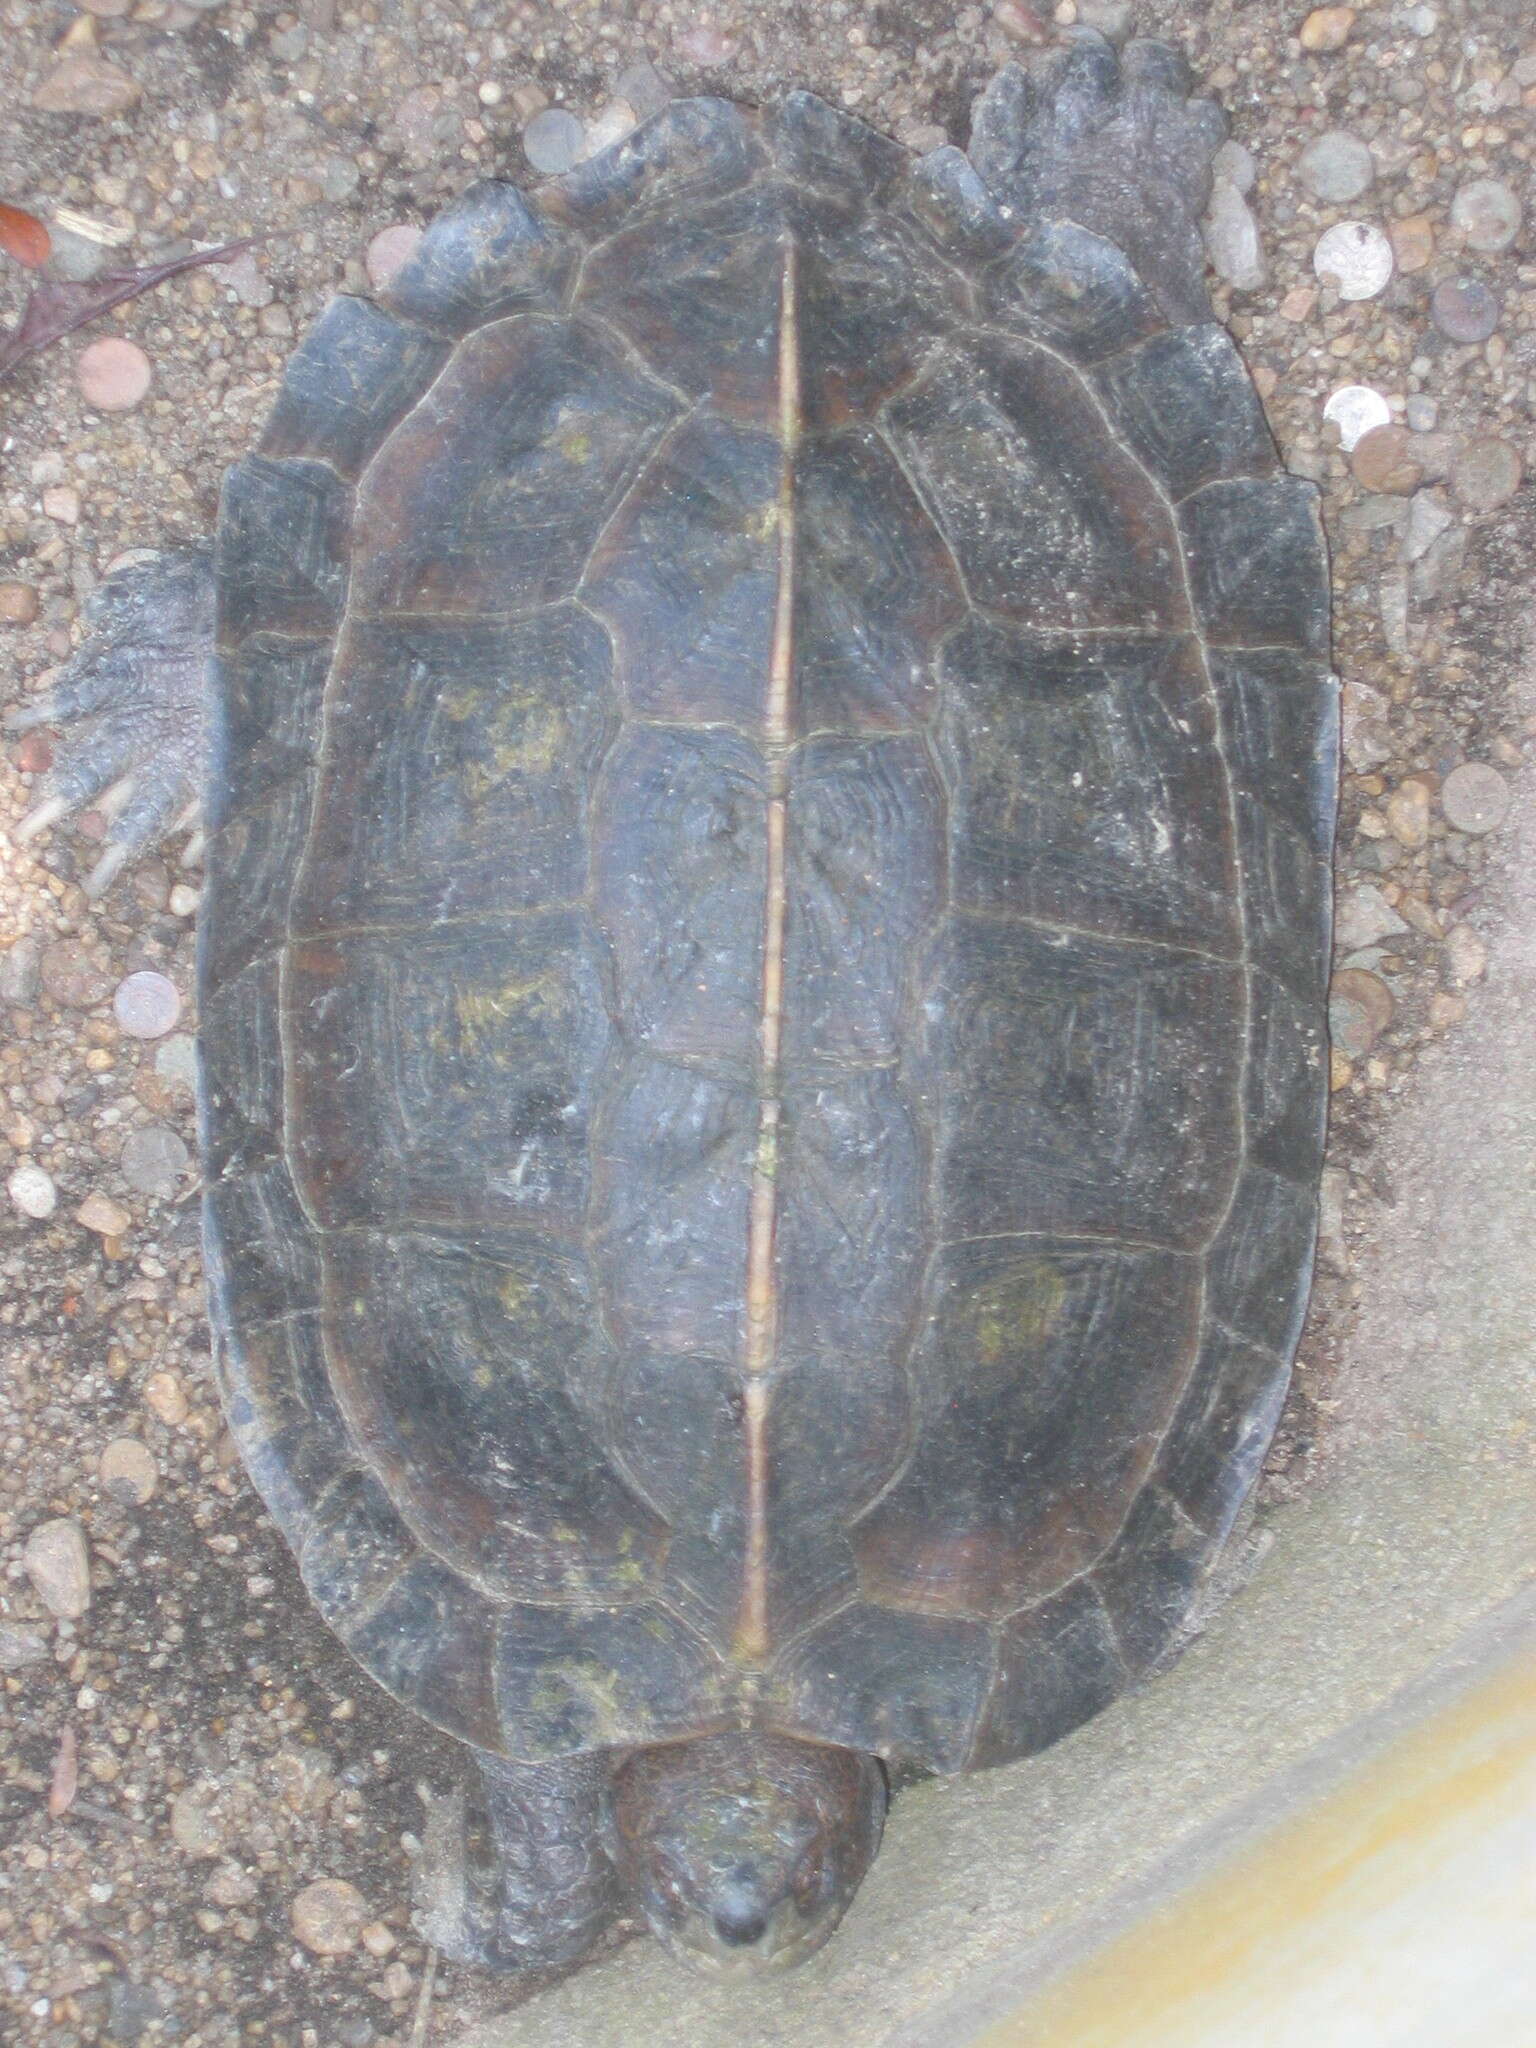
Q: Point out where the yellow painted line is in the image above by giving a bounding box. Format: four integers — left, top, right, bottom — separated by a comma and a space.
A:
977, 1641, 1536, 2048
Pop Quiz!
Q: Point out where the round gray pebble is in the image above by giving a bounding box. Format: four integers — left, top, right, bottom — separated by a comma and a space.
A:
1450, 178, 1522, 256
113, 969, 181, 1039
1430, 278, 1500, 345
522, 107, 584, 175
1296, 130, 1374, 205
121, 1124, 192, 1198
1448, 437, 1523, 515
1441, 763, 1510, 837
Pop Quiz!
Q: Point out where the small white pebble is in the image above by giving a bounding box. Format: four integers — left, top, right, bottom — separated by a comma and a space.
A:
9, 1162, 57, 1219
477, 79, 504, 106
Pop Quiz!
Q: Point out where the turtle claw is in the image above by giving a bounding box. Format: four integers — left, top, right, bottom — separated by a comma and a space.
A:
15, 791, 69, 845
5, 545, 214, 895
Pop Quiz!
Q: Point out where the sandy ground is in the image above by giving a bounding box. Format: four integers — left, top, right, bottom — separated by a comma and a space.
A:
1, 1, 1533, 2042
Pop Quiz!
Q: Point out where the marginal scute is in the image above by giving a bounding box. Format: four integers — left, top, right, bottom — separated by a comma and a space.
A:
300, 1467, 418, 1623
970, 1583, 1125, 1768
339, 1555, 503, 1753
217, 454, 351, 645
1088, 1483, 1210, 1673
980, 216, 1167, 361
773, 90, 910, 202
494, 1601, 728, 1760
1217, 651, 1339, 997
1213, 651, 1340, 853
1092, 324, 1277, 500
1179, 476, 1331, 653
1244, 971, 1329, 1188
210, 636, 329, 830
905, 146, 1013, 263
199, 961, 284, 1182
379, 179, 578, 336
767, 1602, 993, 1773
1154, 1328, 1289, 1539
539, 97, 766, 235
199, 773, 317, 992
1204, 1164, 1318, 1360
257, 295, 451, 479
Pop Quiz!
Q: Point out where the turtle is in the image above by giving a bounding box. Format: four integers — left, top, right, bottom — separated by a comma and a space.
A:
6, 29, 1336, 1980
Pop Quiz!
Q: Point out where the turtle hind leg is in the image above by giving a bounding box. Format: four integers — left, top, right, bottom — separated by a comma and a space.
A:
6, 545, 214, 899
969, 29, 1229, 323
414, 1749, 622, 1974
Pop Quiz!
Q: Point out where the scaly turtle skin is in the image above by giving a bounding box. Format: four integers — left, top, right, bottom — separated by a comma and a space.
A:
7, 32, 1335, 1978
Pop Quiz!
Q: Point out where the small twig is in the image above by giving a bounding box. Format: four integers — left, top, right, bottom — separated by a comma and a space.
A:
63, 1796, 152, 1838
408, 1947, 439, 2048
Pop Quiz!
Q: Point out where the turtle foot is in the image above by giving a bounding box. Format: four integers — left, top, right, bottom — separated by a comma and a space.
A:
969, 29, 1229, 323
6, 545, 214, 899
413, 1750, 621, 1974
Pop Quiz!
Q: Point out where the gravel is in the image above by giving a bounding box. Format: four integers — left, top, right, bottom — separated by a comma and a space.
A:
1295, 128, 1375, 203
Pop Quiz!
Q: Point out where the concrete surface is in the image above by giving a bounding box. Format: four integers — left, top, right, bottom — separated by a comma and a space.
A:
450, 632, 1536, 2046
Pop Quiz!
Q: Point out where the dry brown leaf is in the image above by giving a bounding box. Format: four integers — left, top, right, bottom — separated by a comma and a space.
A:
0, 235, 263, 382
0, 202, 51, 270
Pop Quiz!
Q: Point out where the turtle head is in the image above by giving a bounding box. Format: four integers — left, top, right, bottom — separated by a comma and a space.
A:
608, 1732, 885, 1975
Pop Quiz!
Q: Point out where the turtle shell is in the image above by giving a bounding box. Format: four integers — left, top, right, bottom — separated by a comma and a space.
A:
200, 76, 1334, 1776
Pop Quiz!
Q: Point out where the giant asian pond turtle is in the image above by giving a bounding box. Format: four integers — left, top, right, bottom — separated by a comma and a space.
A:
8, 31, 1335, 1979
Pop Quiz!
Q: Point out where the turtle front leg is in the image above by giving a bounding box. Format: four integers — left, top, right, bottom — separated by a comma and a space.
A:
6, 545, 214, 899
414, 1748, 623, 1973
969, 30, 1230, 323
